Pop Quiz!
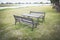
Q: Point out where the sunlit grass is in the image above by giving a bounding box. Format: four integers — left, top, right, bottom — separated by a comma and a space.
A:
0, 6, 60, 40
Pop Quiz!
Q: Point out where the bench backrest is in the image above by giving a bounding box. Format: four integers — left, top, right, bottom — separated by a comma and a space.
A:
30, 11, 45, 17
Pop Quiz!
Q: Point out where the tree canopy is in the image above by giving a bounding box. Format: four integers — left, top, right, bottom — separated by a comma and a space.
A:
50, 0, 60, 12
50, 0, 59, 4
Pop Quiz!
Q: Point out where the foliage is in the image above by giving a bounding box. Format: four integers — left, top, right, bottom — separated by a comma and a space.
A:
50, 0, 59, 4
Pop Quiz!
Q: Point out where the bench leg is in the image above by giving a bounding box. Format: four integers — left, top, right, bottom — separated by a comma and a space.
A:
43, 18, 44, 21
14, 19, 18, 25
42, 17, 45, 22
35, 23, 38, 28
15, 21, 17, 25
19, 20, 21, 24
31, 24, 34, 31
37, 18, 39, 25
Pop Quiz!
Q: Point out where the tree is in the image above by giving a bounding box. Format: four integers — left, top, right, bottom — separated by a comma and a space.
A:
50, 0, 60, 12
40, 2, 43, 4
1, 2, 4, 4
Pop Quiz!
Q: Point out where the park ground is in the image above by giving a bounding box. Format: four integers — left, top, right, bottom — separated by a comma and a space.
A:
0, 6, 60, 40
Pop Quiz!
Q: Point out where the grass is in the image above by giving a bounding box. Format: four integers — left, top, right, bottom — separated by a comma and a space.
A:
0, 6, 60, 40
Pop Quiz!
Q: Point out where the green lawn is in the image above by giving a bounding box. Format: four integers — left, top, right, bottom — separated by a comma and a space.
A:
0, 6, 60, 40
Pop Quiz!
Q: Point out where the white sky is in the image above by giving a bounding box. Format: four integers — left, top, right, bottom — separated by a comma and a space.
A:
0, 0, 50, 3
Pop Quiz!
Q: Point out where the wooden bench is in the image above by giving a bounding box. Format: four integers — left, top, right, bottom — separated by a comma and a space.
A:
30, 11, 45, 21
13, 15, 38, 31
